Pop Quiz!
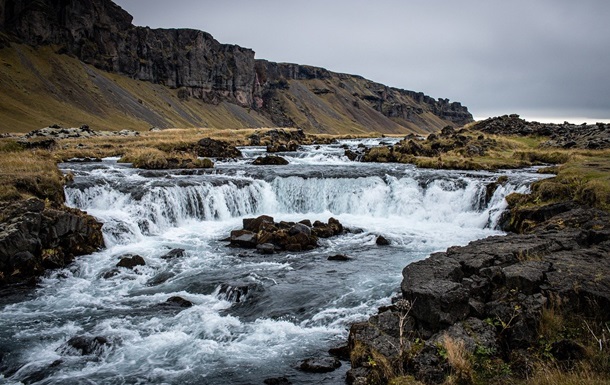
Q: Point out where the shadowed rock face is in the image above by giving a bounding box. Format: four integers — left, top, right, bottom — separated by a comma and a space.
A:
0, 0, 472, 133
0, 199, 105, 286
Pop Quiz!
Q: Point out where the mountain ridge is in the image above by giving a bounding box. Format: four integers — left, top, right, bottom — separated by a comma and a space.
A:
0, 0, 473, 133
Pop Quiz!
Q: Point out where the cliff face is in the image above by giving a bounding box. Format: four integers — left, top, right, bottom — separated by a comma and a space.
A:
0, 0, 472, 133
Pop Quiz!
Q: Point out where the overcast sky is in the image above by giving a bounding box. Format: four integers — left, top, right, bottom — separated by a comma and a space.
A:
114, 0, 610, 123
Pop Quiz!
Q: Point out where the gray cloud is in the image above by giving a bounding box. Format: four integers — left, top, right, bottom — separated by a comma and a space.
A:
114, 0, 610, 121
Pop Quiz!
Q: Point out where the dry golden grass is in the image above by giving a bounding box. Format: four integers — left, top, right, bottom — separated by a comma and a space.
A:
442, 335, 474, 384
0, 145, 65, 203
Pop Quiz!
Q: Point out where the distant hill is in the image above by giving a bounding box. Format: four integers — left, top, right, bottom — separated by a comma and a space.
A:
0, 0, 473, 134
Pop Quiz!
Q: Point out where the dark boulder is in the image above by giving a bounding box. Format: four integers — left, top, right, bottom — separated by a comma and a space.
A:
376, 235, 390, 246
252, 155, 289, 165
116, 254, 146, 269
229, 230, 257, 248
243, 215, 274, 232
298, 357, 341, 373
195, 138, 242, 158
60, 336, 109, 356
164, 296, 193, 308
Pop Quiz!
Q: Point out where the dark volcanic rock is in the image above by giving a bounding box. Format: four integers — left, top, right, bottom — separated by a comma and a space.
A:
227, 216, 344, 253
376, 235, 390, 246
61, 336, 109, 356
164, 296, 193, 308
472, 114, 610, 150
347, 204, 610, 384
195, 138, 242, 158
298, 357, 341, 373
0, 199, 104, 286
160, 248, 186, 260
116, 254, 145, 269
252, 155, 289, 165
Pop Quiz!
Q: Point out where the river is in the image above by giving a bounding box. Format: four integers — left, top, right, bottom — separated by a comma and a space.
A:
0, 139, 545, 384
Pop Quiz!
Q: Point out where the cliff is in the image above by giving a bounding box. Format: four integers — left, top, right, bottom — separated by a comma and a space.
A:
0, 0, 472, 133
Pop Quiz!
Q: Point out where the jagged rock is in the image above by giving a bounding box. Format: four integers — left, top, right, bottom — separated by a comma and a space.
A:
252, 155, 289, 165
195, 138, 242, 158
472, 115, 610, 150
60, 336, 109, 356
0, 199, 104, 286
347, 205, 610, 384
298, 357, 341, 373
116, 254, 145, 269
226, 217, 343, 252
217, 282, 259, 303
243, 215, 275, 232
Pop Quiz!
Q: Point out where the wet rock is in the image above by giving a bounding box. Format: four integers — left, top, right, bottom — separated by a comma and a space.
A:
227, 217, 342, 253
256, 243, 275, 255
160, 248, 186, 260
116, 254, 146, 269
61, 336, 109, 356
243, 215, 274, 232
164, 296, 193, 308
252, 155, 289, 165
328, 254, 352, 261
229, 230, 257, 248
328, 345, 350, 360
218, 282, 259, 303
375, 235, 390, 246
298, 357, 341, 373
346, 205, 610, 385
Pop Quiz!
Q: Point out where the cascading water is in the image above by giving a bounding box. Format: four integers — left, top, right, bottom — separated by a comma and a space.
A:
0, 140, 547, 385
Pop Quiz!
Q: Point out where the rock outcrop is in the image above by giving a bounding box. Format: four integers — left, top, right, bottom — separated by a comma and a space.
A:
472, 114, 610, 149
227, 215, 344, 253
0, 198, 105, 286
347, 205, 610, 384
0, 0, 472, 134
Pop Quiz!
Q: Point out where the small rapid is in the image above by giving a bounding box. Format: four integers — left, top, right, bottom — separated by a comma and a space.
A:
0, 141, 547, 385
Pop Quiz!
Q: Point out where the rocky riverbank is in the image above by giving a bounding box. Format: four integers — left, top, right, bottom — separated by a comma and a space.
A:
0, 198, 104, 287
346, 201, 610, 384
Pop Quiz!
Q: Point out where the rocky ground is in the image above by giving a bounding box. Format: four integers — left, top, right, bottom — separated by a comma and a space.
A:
346, 202, 610, 384
472, 114, 610, 150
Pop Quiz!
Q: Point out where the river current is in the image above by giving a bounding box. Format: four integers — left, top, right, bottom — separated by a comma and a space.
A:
0, 139, 545, 384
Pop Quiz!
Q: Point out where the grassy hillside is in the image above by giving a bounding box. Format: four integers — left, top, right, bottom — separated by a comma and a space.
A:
0, 45, 276, 133
0, 44, 462, 135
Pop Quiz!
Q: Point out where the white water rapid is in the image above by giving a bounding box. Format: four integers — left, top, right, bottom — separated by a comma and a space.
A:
0, 140, 547, 385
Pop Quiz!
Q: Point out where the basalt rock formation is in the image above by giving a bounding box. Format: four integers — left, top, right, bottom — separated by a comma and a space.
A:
472, 114, 610, 149
0, 0, 472, 133
346, 204, 610, 384
0, 198, 105, 286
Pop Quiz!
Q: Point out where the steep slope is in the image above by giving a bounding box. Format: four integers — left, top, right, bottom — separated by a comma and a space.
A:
0, 0, 472, 134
